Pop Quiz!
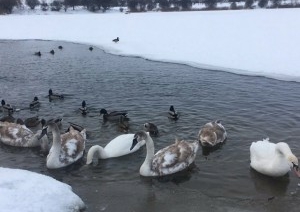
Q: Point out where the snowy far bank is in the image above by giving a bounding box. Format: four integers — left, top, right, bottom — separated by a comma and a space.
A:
0, 167, 85, 212
0, 9, 300, 82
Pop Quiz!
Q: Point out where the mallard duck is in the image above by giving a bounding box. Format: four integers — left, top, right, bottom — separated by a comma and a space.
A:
24, 116, 40, 128
86, 133, 146, 164
29, 96, 40, 109
117, 115, 130, 133
130, 131, 199, 177
79, 101, 88, 115
250, 138, 300, 177
0, 114, 15, 123
66, 122, 85, 133
48, 89, 64, 100
50, 50, 55, 55
1, 100, 14, 114
58, 46, 63, 50
198, 120, 227, 146
112, 37, 119, 43
100, 108, 128, 122
0, 119, 48, 151
34, 51, 41, 56
39, 120, 86, 169
144, 122, 159, 136
168, 105, 179, 120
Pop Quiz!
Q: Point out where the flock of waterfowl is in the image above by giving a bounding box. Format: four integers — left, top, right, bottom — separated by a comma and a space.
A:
1, 88, 300, 179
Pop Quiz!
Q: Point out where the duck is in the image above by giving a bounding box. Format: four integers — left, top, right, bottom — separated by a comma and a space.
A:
0, 119, 49, 151
250, 138, 300, 178
89, 47, 93, 51
34, 51, 41, 56
29, 96, 40, 109
24, 116, 40, 128
198, 120, 227, 146
100, 108, 128, 122
168, 105, 179, 120
112, 37, 119, 43
66, 122, 85, 133
1, 100, 14, 114
130, 131, 199, 177
86, 133, 146, 164
0, 114, 15, 123
48, 89, 64, 100
39, 120, 86, 169
79, 100, 88, 115
50, 50, 55, 55
144, 122, 159, 136
117, 115, 130, 133
58, 45, 63, 50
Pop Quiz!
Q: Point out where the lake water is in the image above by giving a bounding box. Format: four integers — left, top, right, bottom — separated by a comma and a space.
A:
0, 40, 300, 212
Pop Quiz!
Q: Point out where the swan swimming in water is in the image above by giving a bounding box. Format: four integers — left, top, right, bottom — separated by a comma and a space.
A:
250, 138, 300, 177
130, 131, 199, 177
0, 119, 49, 151
40, 120, 86, 169
86, 133, 146, 164
198, 120, 227, 146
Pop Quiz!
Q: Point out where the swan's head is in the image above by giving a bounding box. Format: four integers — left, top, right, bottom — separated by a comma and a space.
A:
287, 155, 300, 178
144, 122, 159, 136
198, 129, 217, 146
130, 131, 148, 151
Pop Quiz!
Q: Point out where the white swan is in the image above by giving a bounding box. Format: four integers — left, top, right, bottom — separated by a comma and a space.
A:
0, 120, 49, 151
198, 120, 227, 146
250, 138, 300, 177
130, 131, 199, 177
40, 121, 86, 169
86, 133, 146, 164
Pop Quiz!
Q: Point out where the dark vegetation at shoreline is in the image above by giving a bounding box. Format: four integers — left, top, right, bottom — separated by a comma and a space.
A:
1, 0, 300, 14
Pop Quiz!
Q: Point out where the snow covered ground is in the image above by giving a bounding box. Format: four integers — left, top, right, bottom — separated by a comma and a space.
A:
0, 167, 85, 212
0, 8, 300, 82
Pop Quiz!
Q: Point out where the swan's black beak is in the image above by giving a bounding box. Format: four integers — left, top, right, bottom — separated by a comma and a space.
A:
38, 127, 48, 140
130, 138, 138, 151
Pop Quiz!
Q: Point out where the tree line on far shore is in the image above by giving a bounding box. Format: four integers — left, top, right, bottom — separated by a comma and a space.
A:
0, 0, 299, 14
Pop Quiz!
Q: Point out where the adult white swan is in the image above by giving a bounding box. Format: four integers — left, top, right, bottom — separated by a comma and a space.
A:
250, 138, 300, 177
86, 133, 146, 164
130, 131, 199, 177
40, 121, 86, 169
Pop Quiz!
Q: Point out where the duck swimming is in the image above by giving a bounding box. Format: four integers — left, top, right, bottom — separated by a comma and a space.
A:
48, 89, 64, 100
1, 100, 14, 114
168, 105, 179, 120
29, 96, 40, 109
198, 120, 227, 146
250, 138, 300, 178
86, 133, 146, 164
117, 115, 130, 133
0, 119, 48, 151
100, 108, 128, 122
39, 120, 86, 169
79, 101, 88, 115
144, 122, 159, 136
24, 116, 40, 128
130, 131, 199, 177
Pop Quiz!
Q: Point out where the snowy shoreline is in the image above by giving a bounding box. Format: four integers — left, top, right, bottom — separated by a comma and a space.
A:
1, 9, 300, 82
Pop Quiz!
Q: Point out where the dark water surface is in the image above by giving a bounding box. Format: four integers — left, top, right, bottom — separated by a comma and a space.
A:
1, 40, 300, 212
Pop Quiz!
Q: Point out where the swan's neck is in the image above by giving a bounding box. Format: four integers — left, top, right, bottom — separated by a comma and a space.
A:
86, 145, 108, 164
140, 134, 155, 175
49, 125, 62, 159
